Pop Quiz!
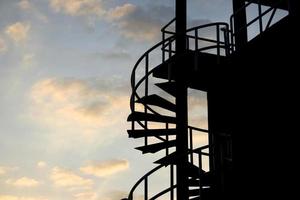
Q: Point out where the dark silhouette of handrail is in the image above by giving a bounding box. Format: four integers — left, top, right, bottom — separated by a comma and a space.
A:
230, 0, 286, 51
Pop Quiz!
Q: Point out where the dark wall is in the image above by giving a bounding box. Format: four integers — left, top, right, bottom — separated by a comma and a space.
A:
208, 15, 299, 199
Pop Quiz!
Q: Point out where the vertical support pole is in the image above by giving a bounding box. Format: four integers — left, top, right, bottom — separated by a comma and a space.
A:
175, 1, 188, 200
232, 0, 248, 50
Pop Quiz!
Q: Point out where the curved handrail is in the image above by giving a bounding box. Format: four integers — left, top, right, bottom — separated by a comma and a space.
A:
161, 18, 176, 32
186, 22, 229, 33
149, 185, 177, 200
128, 164, 165, 200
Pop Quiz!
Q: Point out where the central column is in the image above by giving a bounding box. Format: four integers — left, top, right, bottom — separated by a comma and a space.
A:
175, 0, 189, 200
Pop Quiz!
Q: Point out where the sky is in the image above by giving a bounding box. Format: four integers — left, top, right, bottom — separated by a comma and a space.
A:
0, 0, 233, 200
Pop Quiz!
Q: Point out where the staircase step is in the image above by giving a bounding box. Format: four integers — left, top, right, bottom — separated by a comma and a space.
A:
155, 82, 176, 97
135, 140, 176, 154
154, 152, 178, 165
188, 172, 214, 186
187, 163, 205, 178
136, 94, 176, 112
189, 188, 211, 200
127, 129, 177, 138
189, 189, 201, 197
127, 112, 176, 123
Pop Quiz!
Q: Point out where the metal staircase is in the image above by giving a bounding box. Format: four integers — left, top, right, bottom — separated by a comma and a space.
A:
124, 18, 229, 200
124, 0, 288, 199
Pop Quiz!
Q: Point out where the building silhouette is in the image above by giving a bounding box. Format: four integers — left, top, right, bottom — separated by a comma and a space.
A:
124, 0, 298, 199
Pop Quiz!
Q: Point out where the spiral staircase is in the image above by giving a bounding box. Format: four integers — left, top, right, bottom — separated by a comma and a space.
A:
123, 17, 230, 200
124, 0, 287, 199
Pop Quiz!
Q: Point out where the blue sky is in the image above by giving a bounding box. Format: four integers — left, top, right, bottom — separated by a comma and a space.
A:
0, 0, 233, 199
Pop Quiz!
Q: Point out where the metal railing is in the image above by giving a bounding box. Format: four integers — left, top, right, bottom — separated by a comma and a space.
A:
230, 0, 287, 52
128, 18, 226, 200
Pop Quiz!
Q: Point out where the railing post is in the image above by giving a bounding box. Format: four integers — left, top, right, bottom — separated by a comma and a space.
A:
170, 164, 174, 200
145, 55, 149, 146
162, 31, 166, 62
144, 178, 148, 200
222, 26, 230, 56
198, 152, 203, 198
194, 29, 199, 71
189, 127, 194, 164
258, 1, 263, 33
166, 123, 169, 156
216, 25, 220, 64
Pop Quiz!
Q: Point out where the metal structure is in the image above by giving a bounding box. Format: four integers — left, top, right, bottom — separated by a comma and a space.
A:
124, 0, 297, 199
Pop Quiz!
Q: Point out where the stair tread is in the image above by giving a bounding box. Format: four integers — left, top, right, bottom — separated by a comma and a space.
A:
187, 163, 205, 178
188, 172, 214, 186
128, 129, 177, 138
127, 112, 176, 123
155, 82, 176, 97
137, 94, 176, 112
189, 187, 211, 197
135, 140, 176, 154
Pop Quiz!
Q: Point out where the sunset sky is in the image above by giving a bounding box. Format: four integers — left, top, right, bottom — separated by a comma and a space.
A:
0, 0, 233, 199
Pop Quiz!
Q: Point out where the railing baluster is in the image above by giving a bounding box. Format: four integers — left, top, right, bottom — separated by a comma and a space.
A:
258, 1, 263, 33
216, 24, 220, 63
266, 8, 277, 29
166, 123, 169, 156
198, 152, 203, 198
162, 32, 166, 62
170, 164, 174, 200
145, 177, 148, 200
189, 127, 194, 164
145, 55, 149, 146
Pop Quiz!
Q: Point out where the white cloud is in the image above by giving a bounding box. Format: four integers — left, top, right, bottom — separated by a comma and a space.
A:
18, 0, 48, 23
74, 192, 98, 200
37, 161, 47, 168
18, 0, 31, 10
28, 77, 129, 139
0, 166, 18, 176
0, 195, 48, 200
5, 22, 30, 43
0, 36, 7, 53
80, 159, 129, 177
106, 4, 136, 21
0, 167, 7, 175
5, 177, 40, 187
49, 0, 105, 16
50, 167, 93, 188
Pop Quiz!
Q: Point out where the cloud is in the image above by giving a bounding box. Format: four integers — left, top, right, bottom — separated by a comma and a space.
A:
80, 159, 129, 177
18, 0, 48, 23
74, 192, 98, 200
113, 5, 174, 42
5, 22, 30, 43
98, 51, 131, 61
0, 166, 19, 176
49, 0, 105, 16
37, 161, 47, 168
18, 0, 31, 10
21, 53, 35, 68
5, 177, 40, 187
0, 195, 48, 200
28, 77, 129, 138
100, 190, 143, 200
50, 167, 93, 188
106, 4, 136, 21
0, 167, 7, 175
0, 36, 7, 53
